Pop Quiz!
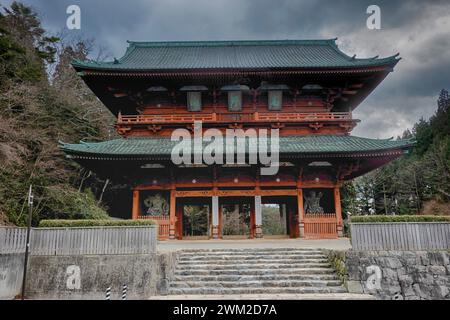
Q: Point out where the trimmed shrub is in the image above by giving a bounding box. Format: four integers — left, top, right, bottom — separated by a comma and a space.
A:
325, 250, 347, 286
350, 215, 450, 223
38, 219, 156, 228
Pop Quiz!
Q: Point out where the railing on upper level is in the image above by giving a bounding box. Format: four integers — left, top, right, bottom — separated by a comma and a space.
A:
118, 111, 352, 125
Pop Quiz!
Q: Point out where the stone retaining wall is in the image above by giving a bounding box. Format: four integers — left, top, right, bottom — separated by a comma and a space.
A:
0, 251, 178, 300
345, 250, 450, 300
26, 254, 156, 299
0, 253, 24, 299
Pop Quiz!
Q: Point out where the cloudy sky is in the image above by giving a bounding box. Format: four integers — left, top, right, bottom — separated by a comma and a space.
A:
6, 0, 450, 138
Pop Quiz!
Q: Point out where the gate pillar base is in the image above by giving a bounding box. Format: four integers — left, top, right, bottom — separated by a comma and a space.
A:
337, 225, 344, 238
299, 223, 305, 238
169, 227, 176, 240
212, 225, 219, 239
255, 225, 263, 238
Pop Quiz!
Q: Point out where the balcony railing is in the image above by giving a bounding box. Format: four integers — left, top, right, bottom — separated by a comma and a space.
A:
118, 111, 353, 124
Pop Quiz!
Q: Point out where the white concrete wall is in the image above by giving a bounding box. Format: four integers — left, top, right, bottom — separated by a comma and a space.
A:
0, 253, 24, 299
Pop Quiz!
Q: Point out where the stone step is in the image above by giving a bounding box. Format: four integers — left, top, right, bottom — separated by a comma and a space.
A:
168, 286, 347, 295
175, 267, 336, 276
169, 248, 347, 296
179, 250, 324, 257
171, 279, 343, 288
179, 254, 326, 261
173, 274, 339, 282
179, 248, 320, 253
150, 293, 375, 300
178, 258, 329, 265
176, 262, 331, 271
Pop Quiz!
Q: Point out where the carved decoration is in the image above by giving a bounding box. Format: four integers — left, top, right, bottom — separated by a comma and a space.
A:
175, 190, 213, 197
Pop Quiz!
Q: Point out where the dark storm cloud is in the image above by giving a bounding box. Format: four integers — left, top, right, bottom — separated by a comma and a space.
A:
7, 0, 450, 138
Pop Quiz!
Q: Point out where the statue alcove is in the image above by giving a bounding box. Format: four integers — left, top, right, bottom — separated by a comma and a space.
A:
303, 188, 335, 214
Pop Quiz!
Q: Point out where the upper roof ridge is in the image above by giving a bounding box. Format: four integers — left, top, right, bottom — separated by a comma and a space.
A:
125, 39, 337, 48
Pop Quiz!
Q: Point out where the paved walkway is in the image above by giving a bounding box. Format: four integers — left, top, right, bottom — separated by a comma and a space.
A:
157, 238, 351, 251
149, 293, 374, 300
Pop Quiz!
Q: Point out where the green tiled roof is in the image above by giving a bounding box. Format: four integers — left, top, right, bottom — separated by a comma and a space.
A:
60, 135, 414, 158
72, 39, 400, 71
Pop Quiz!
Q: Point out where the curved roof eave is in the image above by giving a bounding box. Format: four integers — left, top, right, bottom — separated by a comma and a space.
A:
71, 39, 400, 73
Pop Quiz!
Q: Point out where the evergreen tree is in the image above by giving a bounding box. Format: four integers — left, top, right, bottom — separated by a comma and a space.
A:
349, 89, 450, 216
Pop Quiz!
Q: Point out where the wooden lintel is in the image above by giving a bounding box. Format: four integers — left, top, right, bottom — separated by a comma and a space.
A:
175, 190, 214, 197
173, 189, 298, 198
300, 182, 336, 188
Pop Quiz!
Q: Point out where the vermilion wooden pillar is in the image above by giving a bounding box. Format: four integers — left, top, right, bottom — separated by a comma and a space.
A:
169, 189, 176, 239
131, 189, 139, 220
287, 202, 299, 238
297, 188, 305, 238
249, 201, 255, 239
176, 201, 183, 239
334, 186, 344, 237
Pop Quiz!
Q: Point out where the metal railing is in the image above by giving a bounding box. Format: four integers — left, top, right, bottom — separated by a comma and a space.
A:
350, 222, 450, 251
0, 227, 27, 254
0, 226, 157, 255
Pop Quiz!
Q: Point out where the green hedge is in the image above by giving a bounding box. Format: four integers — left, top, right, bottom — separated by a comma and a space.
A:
38, 219, 156, 228
351, 215, 450, 223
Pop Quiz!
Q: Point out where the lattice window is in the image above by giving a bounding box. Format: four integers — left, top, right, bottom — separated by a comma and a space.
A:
228, 91, 242, 111
268, 90, 282, 110
187, 91, 202, 111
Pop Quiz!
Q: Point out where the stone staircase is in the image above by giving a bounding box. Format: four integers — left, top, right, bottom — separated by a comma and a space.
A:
168, 248, 348, 295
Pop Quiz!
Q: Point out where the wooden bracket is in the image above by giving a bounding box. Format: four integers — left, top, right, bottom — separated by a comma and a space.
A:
147, 124, 162, 133
309, 122, 323, 131
228, 123, 243, 129
116, 126, 132, 135
271, 122, 285, 129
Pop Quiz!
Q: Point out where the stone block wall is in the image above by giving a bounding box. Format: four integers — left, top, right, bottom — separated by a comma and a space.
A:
345, 250, 450, 300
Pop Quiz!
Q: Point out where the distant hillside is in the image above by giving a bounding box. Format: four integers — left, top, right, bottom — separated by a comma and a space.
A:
0, 2, 115, 225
